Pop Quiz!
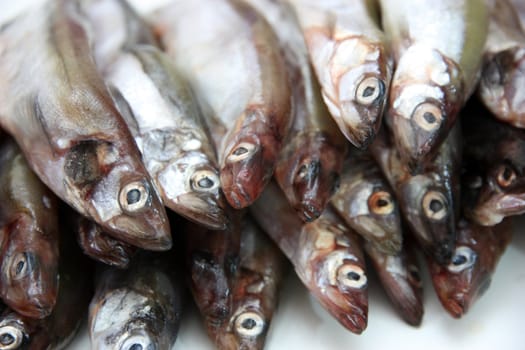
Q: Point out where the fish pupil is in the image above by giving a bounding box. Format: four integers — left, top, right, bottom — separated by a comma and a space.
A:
429, 199, 444, 213
409, 268, 421, 282
0, 333, 14, 345
197, 177, 214, 188
502, 167, 513, 181
362, 86, 375, 98
126, 189, 141, 205
242, 318, 256, 330
423, 112, 437, 124
129, 344, 143, 350
376, 198, 389, 207
15, 260, 25, 275
346, 271, 361, 281
233, 147, 248, 156
452, 254, 467, 266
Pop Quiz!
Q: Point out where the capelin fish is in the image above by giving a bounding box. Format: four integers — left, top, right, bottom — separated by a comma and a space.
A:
152, 0, 292, 209
89, 252, 184, 350
0, 0, 171, 251
245, 0, 347, 222
427, 217, 512, 318
364, 241, 423, 326
0, 138, 59, 319
330, 150, 403, 255
371, 125, 461, 265
0, 225, 94, 350
184, 212, 241, 338
80, 0, 229, 230
215, 216, 287, 350
479, 0, 525, 128
76, 215, 136, 269
287, 0, 393, 148
379, 0, 488, 168
462, 100, 525, 225
251, 183, 368, 334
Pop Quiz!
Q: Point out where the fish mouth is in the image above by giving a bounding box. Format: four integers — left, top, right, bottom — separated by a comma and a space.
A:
471, 193, 525, 225
338, 121, 377, 150
169, 193, 229, 230
108, 215, 172, 251
10, 295, 55, 319
443, 298, 466, 319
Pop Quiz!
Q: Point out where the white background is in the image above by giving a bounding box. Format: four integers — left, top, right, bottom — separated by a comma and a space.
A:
1, 0, 524, 349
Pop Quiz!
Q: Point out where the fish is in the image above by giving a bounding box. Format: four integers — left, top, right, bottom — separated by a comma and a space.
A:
379, 0, 488, 168
330, 150, 403, 255
461, 99, 525, 225
76, 215, 136, 269
184, 212, 241, 339
0, 137, 59, 319
81, 0, 229, 230
287, 0, 393, 148
364, 241, 423, 326
478, 0, 525, 128
152, 0, 292, 209
245, 0, 347, 222
251, 183, 368, 334
427, 217, 513, 318
89, 252, 184, 350
215, 215, 287, 350
0, 0, 171, 251
370, 124, 461, 265
0, 223, 94, 350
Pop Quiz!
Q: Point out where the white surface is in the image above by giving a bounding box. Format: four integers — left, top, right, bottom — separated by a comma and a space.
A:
1, 1, 524, 349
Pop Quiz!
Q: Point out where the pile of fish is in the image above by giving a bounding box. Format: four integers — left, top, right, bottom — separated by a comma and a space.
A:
0, 0, 522, 348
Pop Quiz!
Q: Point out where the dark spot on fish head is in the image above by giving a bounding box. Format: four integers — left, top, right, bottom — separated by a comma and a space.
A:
482, 49, 515, 87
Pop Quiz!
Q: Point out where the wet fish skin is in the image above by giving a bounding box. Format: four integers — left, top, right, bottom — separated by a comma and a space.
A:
462, 100, 525, 225
152, 0, 292, 209
331, 150, 403, 255
365, 241, 423, 326
0, 138, 59, 319
427, 218, 512, 318
379, 0, 488, 168
479, 0, 525, 128
89, 252, 184, 350
0, 0, 171, 251
251, 183, 368, 334
215, 216, 286, 350
287, 0, 393, 148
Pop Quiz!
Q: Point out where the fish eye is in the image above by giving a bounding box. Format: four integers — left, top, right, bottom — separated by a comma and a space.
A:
234, 311, 265, 337
0, 325, 24, 350
368, 190, 395, 215
355, 76, 385, 106
447, 246, 477, 273
226, 142, 257, 163
412, 102, 443, 132
119, 181, 151, 213
337, 263, 367, 289
407, 264, 423, 288
296, 160, 320, 182
496, 164, 517, 188
422, 191, 448, 221
119, 335, 155, 350
9, 253, 34, 280
190, 170, 220, 192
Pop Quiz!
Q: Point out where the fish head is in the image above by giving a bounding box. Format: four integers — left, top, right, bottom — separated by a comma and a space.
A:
428, 219, 493, 318
296, 218, 368, 333
0, 313, 28, 350
158, 151, 228, 230
325, 38, 391, 148
63, 140, 171, 251
0, 214, 59, 319
89, 288, 168, 350
400, 175, 455, 264
388, 45, 464, 167
221, 109, 281, 209
479, 46, 525, 126
278, 132, 344, 222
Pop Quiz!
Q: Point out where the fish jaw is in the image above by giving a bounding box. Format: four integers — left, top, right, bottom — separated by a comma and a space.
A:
220, 114, 281, 209
479, 47, 525, 127
388, 45, 463, 167
468, 192, 525, 226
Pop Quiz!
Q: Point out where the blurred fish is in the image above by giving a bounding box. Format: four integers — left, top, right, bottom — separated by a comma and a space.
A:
0, 138, 59, 319
153, 0, 292, 209
427, 217, 512, 318
479, 0, 525, 127
215, 216, 286, 350
331, 150, 403, 255
251, 183, 368, 334
0, 0, 171, 251
288, 0, 392, 148
379, 0, 487, 168
89, 252, 183, 350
